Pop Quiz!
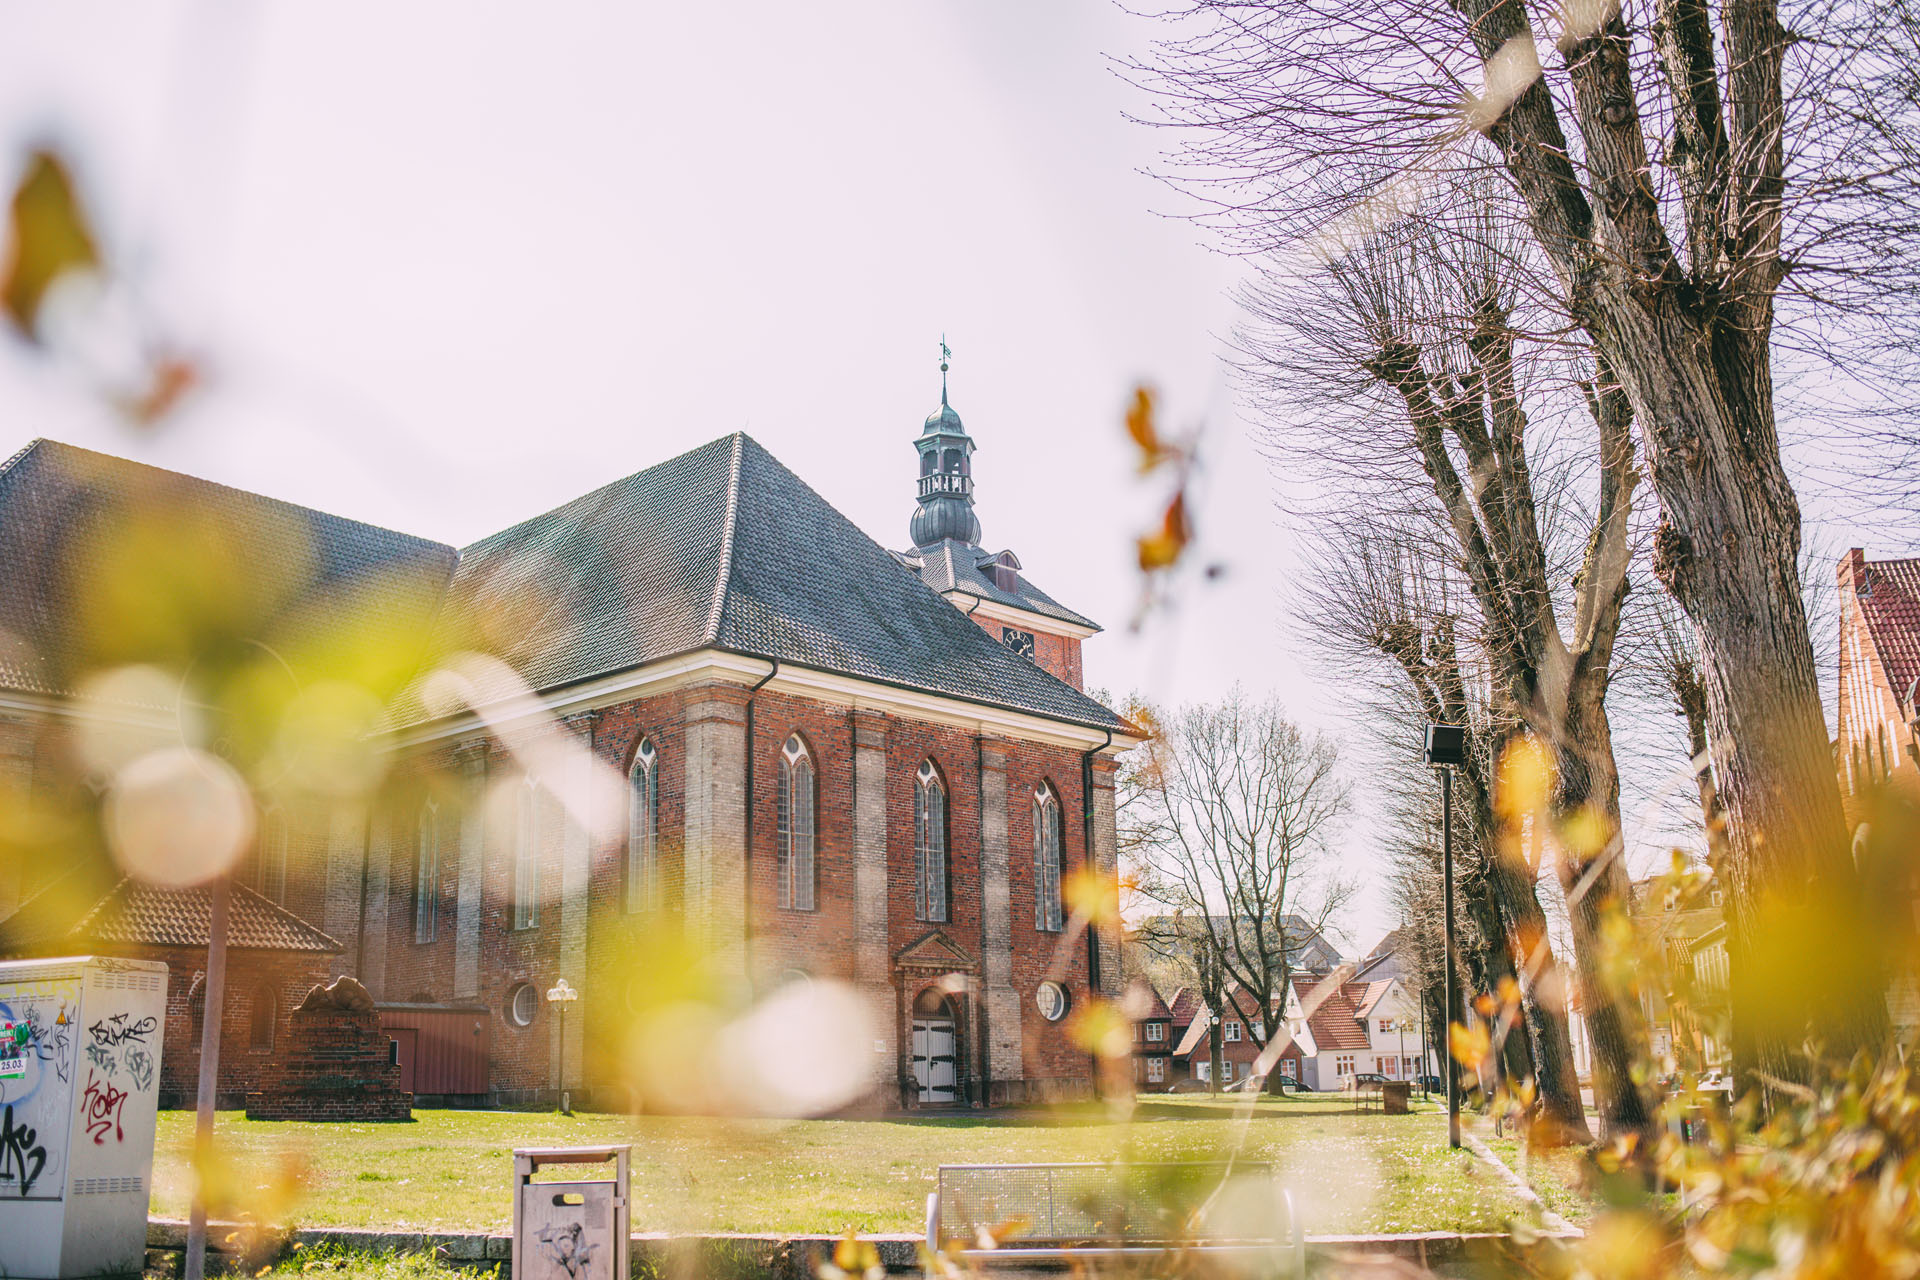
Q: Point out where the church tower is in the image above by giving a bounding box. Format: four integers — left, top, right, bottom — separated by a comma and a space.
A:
909, 340, 981, 548
894, 340, 1101, 692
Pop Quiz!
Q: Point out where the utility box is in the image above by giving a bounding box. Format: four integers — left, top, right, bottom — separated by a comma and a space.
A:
0, 955, 169, 1279
512, 1145, 631, 1280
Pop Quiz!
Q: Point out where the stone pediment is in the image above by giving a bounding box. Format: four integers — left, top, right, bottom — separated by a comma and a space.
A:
895, 930, 977, 973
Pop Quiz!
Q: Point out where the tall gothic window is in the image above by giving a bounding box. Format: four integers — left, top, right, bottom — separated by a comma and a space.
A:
777, 734, 816, 911
257, 807, 288, 906
1034, 784, 1064, 932
413, 800, 438, 943
628, 738, 659, 912
914, 760, 948, 923
513, 776, 539, 930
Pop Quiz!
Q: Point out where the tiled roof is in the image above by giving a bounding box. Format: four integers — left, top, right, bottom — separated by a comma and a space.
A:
1294, 973, 1370, 1052
1134, 983, 1173, 1021
898, 538, 1100, 632
429, 434, 1130, 731
1858, 557, 1920, 709
2, 435, 1130, 736
0, 877, 343, 954
1355, 979, 1395, 1020
0, 440, 456, 700
1167, 985, 1200, 1027
1173, 1015, 1210, 1058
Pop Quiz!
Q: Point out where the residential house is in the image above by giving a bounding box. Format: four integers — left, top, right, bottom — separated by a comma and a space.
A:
1128, 982, 1175, 1088
1629, 875, 1727, 1066
1168, 988, 1301, 1088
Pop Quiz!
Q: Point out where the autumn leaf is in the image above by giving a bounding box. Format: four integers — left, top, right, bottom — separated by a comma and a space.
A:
2, 150, 100, 340
1125, 385, 1161, 466
1137, 493, 1190, 571
1066, 997, 1134, 1059
1495, 734, 1552, 820
1448, 1019, 1489, 1068
1064, 864, 1120, 929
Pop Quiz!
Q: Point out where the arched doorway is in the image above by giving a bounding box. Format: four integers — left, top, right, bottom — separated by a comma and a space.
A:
910, 987, 959, 1104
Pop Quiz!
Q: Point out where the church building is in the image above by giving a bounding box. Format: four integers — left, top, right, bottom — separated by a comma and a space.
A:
0, 363, 1138, 1110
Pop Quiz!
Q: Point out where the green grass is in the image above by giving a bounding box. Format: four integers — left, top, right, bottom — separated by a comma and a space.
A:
152, 1094, 1555, 1237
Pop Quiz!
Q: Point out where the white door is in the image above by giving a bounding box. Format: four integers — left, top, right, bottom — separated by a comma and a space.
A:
911, 1017, 957, 1102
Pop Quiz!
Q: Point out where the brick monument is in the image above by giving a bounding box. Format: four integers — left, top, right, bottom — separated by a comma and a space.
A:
246, 977, 413, 1122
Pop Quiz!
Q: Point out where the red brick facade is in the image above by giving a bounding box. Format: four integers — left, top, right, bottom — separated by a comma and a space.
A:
341, 675, 1120, 1109
965, 613, 1085, 691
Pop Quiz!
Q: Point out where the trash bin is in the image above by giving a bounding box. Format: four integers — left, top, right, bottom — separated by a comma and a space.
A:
512, 1145, 631, 1280
0, 955, 169, 1279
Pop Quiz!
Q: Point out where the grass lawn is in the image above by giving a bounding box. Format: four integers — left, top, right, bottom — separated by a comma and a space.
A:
152, 1094, 1558, 1238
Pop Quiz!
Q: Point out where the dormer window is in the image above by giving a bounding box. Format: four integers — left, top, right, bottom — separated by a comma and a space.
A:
986, 549, 1022, 592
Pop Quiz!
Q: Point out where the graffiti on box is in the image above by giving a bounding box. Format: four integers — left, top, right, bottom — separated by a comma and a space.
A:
0, 982, 81, 1198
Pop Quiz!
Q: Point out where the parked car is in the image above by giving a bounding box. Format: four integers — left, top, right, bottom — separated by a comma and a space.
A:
1344, 1072, 1389, 1089
1415, 1074, 1445, 1094
1223, 1073, 1268, 1094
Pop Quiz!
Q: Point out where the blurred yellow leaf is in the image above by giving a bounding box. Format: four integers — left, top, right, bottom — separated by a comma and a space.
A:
1067, 997, 1134, 1060
1125, 385, 1160, 465
1448, 1020, 1489, 1067
1559, 804, 1610, 858
1495, 735, 1552, 820
1064, 864, 1120, 929
1137, 493, 1190, 571
2, 150, 99, 339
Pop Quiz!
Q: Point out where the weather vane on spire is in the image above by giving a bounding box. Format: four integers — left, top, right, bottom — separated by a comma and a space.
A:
939, 335, 952, 404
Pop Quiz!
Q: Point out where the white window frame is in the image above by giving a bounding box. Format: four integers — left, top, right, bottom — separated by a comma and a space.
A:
1336, 1054, 1355, 1077
1147, 1057, 1166, 1083
414, 800, 438, 944
627, 738, 659, 913
1146, 1022, 1165, 1043
778, 734, 816, 911
914, 760, 948, 923
513, 776, 540, 930
1224, 1021, 1242, 1043
1033, 785, 1064, 931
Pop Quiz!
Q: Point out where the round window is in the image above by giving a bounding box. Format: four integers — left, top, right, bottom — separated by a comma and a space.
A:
507, 983, 537, 1027
1036, 980, 1071, 1023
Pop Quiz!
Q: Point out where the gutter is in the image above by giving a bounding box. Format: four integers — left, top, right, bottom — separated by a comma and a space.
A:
1081, 726, 1113, 1086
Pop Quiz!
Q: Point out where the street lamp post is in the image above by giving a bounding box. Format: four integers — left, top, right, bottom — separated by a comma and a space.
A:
1424, 723, 1468, 1150
546, 978, 578, 1115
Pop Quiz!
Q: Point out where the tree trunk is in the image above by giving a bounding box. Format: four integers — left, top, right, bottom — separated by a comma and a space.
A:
1484, 851, 1592, 1142
1551, 683, 1653, 1138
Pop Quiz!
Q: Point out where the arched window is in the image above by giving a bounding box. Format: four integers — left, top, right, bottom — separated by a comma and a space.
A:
628, 738, 660, 913
777, 734, 816, 911
249, 987, 276, 1052
920, 450, 937, 477
414, 800, 439, 944
258, 807, 289, 905
1034, 784, 1064, 932
513, 776, 540, 930
914, 761, 948, 923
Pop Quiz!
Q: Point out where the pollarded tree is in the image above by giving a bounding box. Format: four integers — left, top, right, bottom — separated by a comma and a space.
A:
1244, 198, 1650, 1137
1131, 0, 1913, 1082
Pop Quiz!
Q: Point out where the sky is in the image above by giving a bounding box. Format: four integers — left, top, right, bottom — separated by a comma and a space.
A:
0, 2, 1887, 951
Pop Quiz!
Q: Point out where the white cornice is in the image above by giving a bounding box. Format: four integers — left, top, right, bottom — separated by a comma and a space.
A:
385, 649, 1143, 754
943, 593, 1099, 640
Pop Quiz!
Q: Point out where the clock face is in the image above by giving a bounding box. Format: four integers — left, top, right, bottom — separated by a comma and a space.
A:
1002, 627, 1036, 659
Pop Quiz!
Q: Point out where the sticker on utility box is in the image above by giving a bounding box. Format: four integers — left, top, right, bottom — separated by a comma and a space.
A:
0, 1019, 25, 1078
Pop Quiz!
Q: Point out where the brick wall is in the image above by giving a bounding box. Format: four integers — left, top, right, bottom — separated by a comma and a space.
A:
356, 677, 1116, 1107
151, 945, 336, 1108
246, 1007, 412, 1121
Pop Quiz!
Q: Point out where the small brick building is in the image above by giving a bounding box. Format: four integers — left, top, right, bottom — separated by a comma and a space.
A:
0, 878, 342, 1106
0, 364, 1139, 1110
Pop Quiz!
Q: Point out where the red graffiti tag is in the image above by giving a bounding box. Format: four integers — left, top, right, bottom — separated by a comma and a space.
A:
82, 1070, 127, 1145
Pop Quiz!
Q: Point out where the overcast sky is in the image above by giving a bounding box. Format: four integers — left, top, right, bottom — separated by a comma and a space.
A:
3, 2, 1882, 950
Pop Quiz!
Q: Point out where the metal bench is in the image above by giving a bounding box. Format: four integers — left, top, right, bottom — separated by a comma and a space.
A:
925, 1162, 1305, 1277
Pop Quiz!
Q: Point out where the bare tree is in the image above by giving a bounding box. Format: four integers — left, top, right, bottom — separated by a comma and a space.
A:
1129, 0, 1912, 1082
1298, 525, 1591, 1137
1127, 689, 1354, 1076
1239, 197, 1649, 1137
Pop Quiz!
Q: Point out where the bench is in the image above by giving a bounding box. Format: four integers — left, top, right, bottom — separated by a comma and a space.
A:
925, 1162, 1305, 1277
